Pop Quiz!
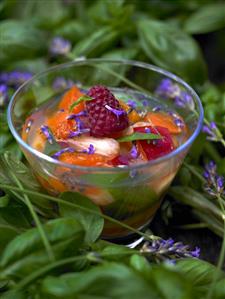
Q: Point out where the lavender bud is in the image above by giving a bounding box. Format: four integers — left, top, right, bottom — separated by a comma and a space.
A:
49, 37, 71, 56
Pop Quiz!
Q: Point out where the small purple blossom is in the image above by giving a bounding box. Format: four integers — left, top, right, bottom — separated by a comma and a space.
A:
145, 127, 151, 133
0, 84, 8, 107
68, 128, 90, 138
105, 105, 126, 117
141, 237, 200, 261
49, 37, 71, 56
52, 147, 75, 159
142, 99, 149, 107
152, 106, 161, 112
127, 99, 137, 109
174, 118, 184, 128
40, 125, 54, 144
82, 144, 95, 155
130, 144, 138, 159
66, 111, 87, 120
0, 71, 32, 88
203, 161, 224, 197
52, 77, 74, 90
156, 79, 194, 110
202, 122, 219, 142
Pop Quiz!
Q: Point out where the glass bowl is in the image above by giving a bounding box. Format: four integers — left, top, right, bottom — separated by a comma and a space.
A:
7, 59, 203, 241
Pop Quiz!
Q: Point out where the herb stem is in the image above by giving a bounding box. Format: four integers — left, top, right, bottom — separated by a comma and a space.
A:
206, 195, 225, 299
4, 176, 55, 262
15, 251, 138, 290
0, 183, 157, 242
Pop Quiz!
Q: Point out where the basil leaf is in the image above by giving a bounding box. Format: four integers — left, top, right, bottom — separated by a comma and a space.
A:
71, 26, 118, 58
0, 217, 84, 268
59, 192, 104, 243
138, 19, 207, 85
184, 4, 225, 34
0, 20, 46, 64
117, 132, 161, 142
69, 95, 92, 112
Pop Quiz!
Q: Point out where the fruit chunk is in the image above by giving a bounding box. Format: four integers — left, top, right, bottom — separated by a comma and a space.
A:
119, 100, 141, 123
47, 111, 75, 139
59, 152, 109, 167
134, 126, 174, 160
86, 85, 129, 137
58, 85, 85, 114
63, 136, 120, 159
144, 112, 182, 134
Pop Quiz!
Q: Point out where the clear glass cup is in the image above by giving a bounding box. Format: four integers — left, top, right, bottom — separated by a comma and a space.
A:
7, 59, 203, 241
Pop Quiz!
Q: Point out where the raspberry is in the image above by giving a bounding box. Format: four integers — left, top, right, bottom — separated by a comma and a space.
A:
86, 85, 129, 137
134, 126, 174, 160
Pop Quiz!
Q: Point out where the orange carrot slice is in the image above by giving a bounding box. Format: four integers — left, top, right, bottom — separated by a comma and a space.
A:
144, 112, 183, 134
58, 86, 85, 114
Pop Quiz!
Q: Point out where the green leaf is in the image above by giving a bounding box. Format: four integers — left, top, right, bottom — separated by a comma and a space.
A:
69, 95, 92, 112
54, 20, 88, 42
117, 132, 161, 142
0, 290, 26, 299
0, 20, 46, 64
0, 218, 84, 268
0, 224, 19, 255
130, 254, 151, 273
184, 4, 225, 34
41, 262, 154, 298
71, 26, 118, 58
0, 194, 9, 208
59, 192, 104, 243
138, 19, 207, 85
214, 278, 225, 299
7, 58, 48, 74
177, 259, 225, 289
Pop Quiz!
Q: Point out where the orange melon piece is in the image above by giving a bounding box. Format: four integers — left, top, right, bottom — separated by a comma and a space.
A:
144, 112, 182, 134
47, 111, 75, 139
59, 152, 109, 167
58, 86, 85, 114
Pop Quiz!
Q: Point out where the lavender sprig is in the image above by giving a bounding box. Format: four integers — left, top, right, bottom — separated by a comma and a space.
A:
68, 128, 90, 138
130, 144, 138, 159
203, 161, 225, 197
40, 125, 54, 144
140, 238, 200, 262
0, 71, 32, 88
52, 147, 75, 159
49, 37, 71, 56
105, 104, 126, 117
156, 78, 194, 110
82, 144, 95, 155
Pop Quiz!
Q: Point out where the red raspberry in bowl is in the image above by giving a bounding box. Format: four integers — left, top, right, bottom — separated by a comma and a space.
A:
86, 85, 129, 137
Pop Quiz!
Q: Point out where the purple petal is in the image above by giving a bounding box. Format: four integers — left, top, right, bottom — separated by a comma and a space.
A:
49, 37, 71, 56
52, 147, 75, 159
40, 125, 54, 144
130, 144, 138, 159
127, 99, 137, 109
105, 104, 126, 117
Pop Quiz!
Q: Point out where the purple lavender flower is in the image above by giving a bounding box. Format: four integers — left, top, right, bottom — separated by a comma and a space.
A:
202, 122, 219, 142
174, 118, 184, 128
203, 161, 224, 197
82, 144, 95, 155
52, 147, 75, 159
52, 77, 74, 90
0, 71, 32, 88
49, 37, 71, 56
130, 144, 138, 159
127, 99, 137, 109
68, 128, 90, 138
141, 237, 200, 260
0, 84, 8, 108
142, 99, 149, 107
40, 125, 54, 144
156, 79, 194, 110
145, 127, 151, 133
152, 106, 161, 112
66, 111, 87, 120
105, 105, 126, 117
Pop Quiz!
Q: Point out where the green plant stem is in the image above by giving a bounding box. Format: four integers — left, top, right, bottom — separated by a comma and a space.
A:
15, 250, 138, 290
206, 195, 225, 299
204, 117, 225, 148
5, 175, 55, 262
183, 162, 205, 183
0, 183, 158, 242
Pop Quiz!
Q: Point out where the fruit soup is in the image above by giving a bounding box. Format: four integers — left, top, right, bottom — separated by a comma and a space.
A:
22, 85, 188, 238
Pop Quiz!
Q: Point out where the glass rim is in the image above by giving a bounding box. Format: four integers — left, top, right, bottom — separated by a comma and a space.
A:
7, 58, 204, 173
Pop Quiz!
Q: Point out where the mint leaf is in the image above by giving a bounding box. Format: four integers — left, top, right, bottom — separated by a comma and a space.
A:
117, 132, 161, 142
69, 95, 92, 112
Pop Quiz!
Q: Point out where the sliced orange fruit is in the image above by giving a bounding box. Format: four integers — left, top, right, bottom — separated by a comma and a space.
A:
47, 111, 75, 139
144, 112, 182, 134
58, 86, 85, 114
59, 152, 109, 167
119, 100, 141, 124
